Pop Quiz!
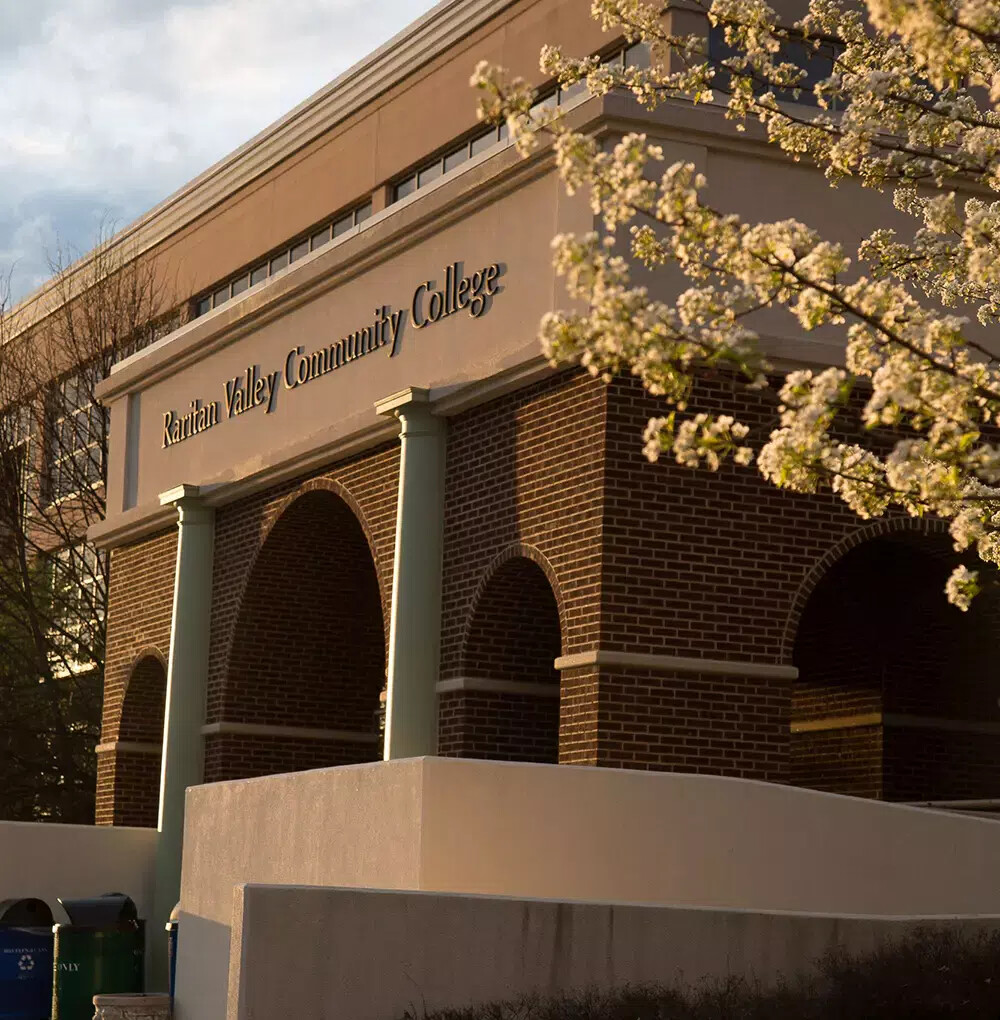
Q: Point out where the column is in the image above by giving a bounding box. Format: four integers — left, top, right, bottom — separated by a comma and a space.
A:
151, 483, 215, 987
375, 388, 446, 759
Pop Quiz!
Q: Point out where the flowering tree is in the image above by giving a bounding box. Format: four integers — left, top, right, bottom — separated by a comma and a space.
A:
473, 0, 1000, 608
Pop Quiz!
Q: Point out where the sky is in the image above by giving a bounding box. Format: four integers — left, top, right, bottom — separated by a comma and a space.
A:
0, 0, 438, 303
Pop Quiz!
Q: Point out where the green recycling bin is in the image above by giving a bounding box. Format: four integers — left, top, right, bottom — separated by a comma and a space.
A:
51, 895, 143, 1020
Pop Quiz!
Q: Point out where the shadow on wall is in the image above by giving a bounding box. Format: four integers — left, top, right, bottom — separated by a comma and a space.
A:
791, 532, 1000, 801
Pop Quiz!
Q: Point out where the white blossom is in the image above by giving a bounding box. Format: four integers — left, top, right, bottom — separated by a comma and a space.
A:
474, 0, 1000, 606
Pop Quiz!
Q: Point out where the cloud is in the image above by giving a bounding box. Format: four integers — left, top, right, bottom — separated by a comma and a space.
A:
0, 0, 437, 303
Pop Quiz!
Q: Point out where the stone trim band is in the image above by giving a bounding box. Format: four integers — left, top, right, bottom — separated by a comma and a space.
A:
792, 713, 1000, 736
435, 677, 560, 697
200, 721, 380, 743
95, 741, 163, 755
554, 649, 799, 681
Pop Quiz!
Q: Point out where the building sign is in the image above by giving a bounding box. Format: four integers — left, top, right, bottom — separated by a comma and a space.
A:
161, 261, 503, 449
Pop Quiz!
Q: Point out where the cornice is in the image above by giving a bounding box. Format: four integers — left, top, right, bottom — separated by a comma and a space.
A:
8, 0, 518, 332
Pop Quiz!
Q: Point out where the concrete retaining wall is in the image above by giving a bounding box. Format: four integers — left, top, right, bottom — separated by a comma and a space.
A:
0, 820, 157, 922
227, 885, 1000, 1020
176, 758, 1000, 1020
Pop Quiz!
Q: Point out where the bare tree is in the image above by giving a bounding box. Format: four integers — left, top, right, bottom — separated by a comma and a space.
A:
0, 230, 174, 822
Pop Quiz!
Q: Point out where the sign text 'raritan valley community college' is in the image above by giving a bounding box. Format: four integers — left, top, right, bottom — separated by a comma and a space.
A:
161, 261, 503, 449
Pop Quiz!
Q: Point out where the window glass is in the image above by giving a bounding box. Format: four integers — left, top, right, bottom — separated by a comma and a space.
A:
250, 264, 268, 286
290, 240, 310, 263
444, 145, 469, 172
47, 371, 105, 504
270, 252, 289, 275
333, 213, 354, 237
625, 41, 651, 69
709, 26, 840, 107
49, 540, 105, 674
559, 79, 588, 105
195, 297, 212, 317
213, 286, 230, 308
470, 127, 499, 157
231, 274, 249, 296
311, 225, 331, 250
355, 202, 372, 224
394, 175, 417, 201
418, 160, 443, 187
529, 91, 558, 118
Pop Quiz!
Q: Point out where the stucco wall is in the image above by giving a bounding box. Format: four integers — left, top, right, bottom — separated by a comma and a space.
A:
226, 885, 1000, 1020
0, 820, 157, 923
176, 758, 1000, 1020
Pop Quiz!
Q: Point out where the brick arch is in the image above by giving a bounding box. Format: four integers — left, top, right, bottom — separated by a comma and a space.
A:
208, 486, 386, 782
120, 650, 167, 744
109, 651, 167, 828
780, 517, 950, 664
441, 545, 563, 764
246, 476, 390, 647
459, 543, 568, 668
785, 517, 1000, 801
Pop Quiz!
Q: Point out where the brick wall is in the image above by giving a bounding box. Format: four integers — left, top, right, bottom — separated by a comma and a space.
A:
204, 445, 398, 782
439, 371, 606, 762
96, 528, 176, 826
439, 555, 561, 762
97, 369, 1000, 821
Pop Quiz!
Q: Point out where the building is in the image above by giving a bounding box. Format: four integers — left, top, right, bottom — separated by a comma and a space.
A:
5, 0, 1000, 1013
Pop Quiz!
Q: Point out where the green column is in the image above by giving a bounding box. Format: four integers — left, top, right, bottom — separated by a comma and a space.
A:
376, 388, 446, 759
151, 484, 215, 989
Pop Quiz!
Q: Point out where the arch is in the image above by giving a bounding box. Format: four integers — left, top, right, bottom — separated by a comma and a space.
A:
781, 517, 949, 663
244, 476, 390, 647
211, 487, 386, 782
459, 543, 567, 664
788, 524, 1000, 801
112, 652, 168, 828
444, 548, 564, 764
120, 651, 167, 744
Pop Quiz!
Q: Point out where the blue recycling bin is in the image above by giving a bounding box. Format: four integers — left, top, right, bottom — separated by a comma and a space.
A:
0, 898, 54, 1020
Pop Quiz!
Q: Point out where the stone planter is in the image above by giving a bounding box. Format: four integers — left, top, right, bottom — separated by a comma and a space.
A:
93, 993, 171, 1019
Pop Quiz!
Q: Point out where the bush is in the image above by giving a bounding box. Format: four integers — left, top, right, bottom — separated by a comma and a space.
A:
402, 927, 1000, 1020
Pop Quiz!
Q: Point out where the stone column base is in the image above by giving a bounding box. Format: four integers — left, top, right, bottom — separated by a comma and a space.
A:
93, 993, 171, 1019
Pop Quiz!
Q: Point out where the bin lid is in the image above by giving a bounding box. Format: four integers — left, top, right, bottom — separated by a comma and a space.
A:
57, 893, 138, 926
0, 897, 53, 927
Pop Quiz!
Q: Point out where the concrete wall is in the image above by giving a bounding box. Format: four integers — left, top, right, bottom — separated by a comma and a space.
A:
226, 885, 1000, 1020
0, 820, 157, 923
176, 758, 1000, 1020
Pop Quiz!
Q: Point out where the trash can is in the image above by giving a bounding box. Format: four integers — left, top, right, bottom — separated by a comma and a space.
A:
92, 994, 169, 1019
51, 895, 144, 1020
0, 898, 54, 1020
164, 904, 179, 1006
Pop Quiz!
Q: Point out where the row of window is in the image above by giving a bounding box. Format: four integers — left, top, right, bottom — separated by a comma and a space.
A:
190, 39, 652, 321
392, 40, 651, 203
193, 199, 374, 319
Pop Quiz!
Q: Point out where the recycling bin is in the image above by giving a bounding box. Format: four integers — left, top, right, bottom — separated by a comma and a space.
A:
165, 904, 179, 1005
0, 899, 54, 1020
51, 895, 144, 1020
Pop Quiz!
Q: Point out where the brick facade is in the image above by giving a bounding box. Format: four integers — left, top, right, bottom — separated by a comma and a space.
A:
203, 446, 398, 783
96, 528, 176, 826
96, 371, 1000, 824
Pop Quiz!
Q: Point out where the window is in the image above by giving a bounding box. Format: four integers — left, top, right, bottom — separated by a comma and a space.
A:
708, 26, 843, 109
0, 405, 33, 525
49, 541, 105, 675
46, 371, 105, 504
388, 41, 650, 206
192, 198, 374, 319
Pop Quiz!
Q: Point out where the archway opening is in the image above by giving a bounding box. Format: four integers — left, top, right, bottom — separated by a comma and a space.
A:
115, 654, 166, 827
441, 556, 561, 763
792, 534, 1000, 800
211, 489, 385, 782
